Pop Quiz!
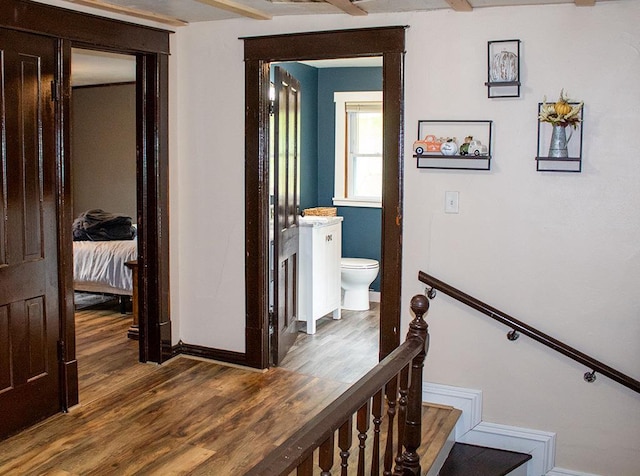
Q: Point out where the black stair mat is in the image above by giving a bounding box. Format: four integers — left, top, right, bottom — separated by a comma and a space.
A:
439, 442, 532, 476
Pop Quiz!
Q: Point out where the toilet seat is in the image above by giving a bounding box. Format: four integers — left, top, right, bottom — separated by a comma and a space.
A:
341, 258, 379, 270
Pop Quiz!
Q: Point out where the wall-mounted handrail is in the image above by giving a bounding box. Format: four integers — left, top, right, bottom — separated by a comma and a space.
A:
418, 271, 640, 394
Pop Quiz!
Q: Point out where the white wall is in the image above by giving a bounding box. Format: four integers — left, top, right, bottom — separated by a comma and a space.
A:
170, 2, 639, 474
400, 4, 640, 476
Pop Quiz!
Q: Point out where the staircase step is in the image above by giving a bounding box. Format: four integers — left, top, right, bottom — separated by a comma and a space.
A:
419, 403, 462, 475
439, 442, 532, 476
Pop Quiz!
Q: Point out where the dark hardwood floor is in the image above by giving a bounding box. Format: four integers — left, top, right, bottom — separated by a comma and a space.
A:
0, 301, 382, 474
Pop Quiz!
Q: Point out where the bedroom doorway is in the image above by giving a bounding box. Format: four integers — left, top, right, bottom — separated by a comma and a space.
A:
70, 48, 139, 351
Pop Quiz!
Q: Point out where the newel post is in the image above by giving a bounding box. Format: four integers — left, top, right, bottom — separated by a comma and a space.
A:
399, 294, 430, 475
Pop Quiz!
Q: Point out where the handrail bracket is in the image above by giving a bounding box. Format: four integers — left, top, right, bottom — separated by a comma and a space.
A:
507, 330, 520, 341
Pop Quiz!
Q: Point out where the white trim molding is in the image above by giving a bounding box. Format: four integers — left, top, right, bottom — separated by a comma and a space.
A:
422, 382, 482, 438
422, 382, 557, 476
547, 468, 602, 476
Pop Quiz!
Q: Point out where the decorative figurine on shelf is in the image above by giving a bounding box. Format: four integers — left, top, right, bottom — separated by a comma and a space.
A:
467, 140, 488, 156
413, 134, 442, 155
490, 50, 518, 82
538, 89, 583, 158
440, 138, 459, 156
459, 136, 473, 156
459, 136, 488, 156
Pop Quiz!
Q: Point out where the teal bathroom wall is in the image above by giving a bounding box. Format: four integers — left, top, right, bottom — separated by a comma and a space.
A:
273, 63, 318, 210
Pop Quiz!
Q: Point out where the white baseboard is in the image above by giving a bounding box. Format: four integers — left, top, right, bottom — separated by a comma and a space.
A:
422, 382, 482, 438
547, 468, 602, 476
422, 382, 556, 476
369, 291, 380, 303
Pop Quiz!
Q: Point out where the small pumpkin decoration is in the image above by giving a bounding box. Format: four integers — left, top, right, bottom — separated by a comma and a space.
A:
554, 101, 572, 116
440, 139, 459, 156
490, 50, 518, 82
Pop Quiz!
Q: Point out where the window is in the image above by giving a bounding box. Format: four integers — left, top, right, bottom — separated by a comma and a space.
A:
333, 91, 383, 208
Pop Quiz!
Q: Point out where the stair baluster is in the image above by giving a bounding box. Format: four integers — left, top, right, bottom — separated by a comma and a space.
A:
338, 418, 353, 475
357, 400, 371, 474
393, 366, 410, 475
371, 389, 384, 475
383, 377, 398, 475
298, 454, 313, 475
319, 433, 334, 475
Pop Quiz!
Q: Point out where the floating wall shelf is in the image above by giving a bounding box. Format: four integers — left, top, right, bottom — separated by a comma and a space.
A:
485, 39, 521, 98
535, 102, 584, 172
414, 120, 493, 171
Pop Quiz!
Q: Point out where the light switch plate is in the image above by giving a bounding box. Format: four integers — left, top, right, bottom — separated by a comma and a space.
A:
445, 191, 459, 214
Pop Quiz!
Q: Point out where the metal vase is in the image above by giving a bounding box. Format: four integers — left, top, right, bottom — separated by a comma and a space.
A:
548, 124, 569, 158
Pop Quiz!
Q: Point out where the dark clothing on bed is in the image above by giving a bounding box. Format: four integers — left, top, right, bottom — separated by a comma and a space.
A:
73, 209, 137, 241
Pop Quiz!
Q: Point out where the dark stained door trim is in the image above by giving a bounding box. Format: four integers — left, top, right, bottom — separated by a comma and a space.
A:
1, 0, 171, 412
243, 26, 406, 369
1, 0, 169, 54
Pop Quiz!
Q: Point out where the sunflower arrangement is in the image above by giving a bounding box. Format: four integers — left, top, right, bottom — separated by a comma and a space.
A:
539, 89, 583, 128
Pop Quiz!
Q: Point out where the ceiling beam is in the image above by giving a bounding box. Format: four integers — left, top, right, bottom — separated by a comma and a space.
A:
194, 0, 272, 20
63, 0, 188, 26
575, 0, 596, 5
445, 0, 472, 12
325, 0, 367, 16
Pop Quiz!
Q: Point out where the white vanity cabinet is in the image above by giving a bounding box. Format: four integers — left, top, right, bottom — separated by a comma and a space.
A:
298, 216, 343, 334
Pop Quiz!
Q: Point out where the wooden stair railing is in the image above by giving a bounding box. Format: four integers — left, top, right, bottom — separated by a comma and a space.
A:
419, 271, 640, 394
246, 295, 431, 476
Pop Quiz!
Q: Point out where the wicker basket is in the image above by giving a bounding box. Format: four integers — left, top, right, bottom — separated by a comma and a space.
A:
303, 207, 337, 217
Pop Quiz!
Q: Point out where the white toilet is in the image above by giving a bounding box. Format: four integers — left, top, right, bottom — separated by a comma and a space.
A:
340, 258, 380, 311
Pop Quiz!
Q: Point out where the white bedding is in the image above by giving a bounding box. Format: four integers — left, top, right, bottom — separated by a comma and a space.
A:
73, 239, 137, 295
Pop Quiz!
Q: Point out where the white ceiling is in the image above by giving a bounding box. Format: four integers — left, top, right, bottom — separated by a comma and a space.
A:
46, 0, 608, 26
72, 49, 136, 87
72, 50, 381, 87
299, 57, 383, 68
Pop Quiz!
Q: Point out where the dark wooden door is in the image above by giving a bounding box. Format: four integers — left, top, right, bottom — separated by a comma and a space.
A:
271, 67, 300, 365
0, 29, 61, 439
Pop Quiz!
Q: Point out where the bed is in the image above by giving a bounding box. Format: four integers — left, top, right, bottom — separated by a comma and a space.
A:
73, 239, 138, 296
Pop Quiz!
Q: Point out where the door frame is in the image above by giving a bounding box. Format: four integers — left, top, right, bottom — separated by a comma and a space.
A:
1, 1, 171, 409
243, 26, 406, 369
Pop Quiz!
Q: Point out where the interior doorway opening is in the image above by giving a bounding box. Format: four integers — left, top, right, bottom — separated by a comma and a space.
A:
70, 47, 140, 359
268, 58, 384, 366
243, 26, 406, 370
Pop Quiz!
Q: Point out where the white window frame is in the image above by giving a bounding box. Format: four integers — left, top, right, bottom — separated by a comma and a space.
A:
333, 91, 383, 208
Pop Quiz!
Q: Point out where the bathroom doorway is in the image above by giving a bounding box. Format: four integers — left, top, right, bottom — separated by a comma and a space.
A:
243, 26, 406, 369
269, 58, 383, 363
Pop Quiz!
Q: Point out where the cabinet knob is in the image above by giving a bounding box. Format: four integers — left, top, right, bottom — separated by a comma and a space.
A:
326, 234, 332, 242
